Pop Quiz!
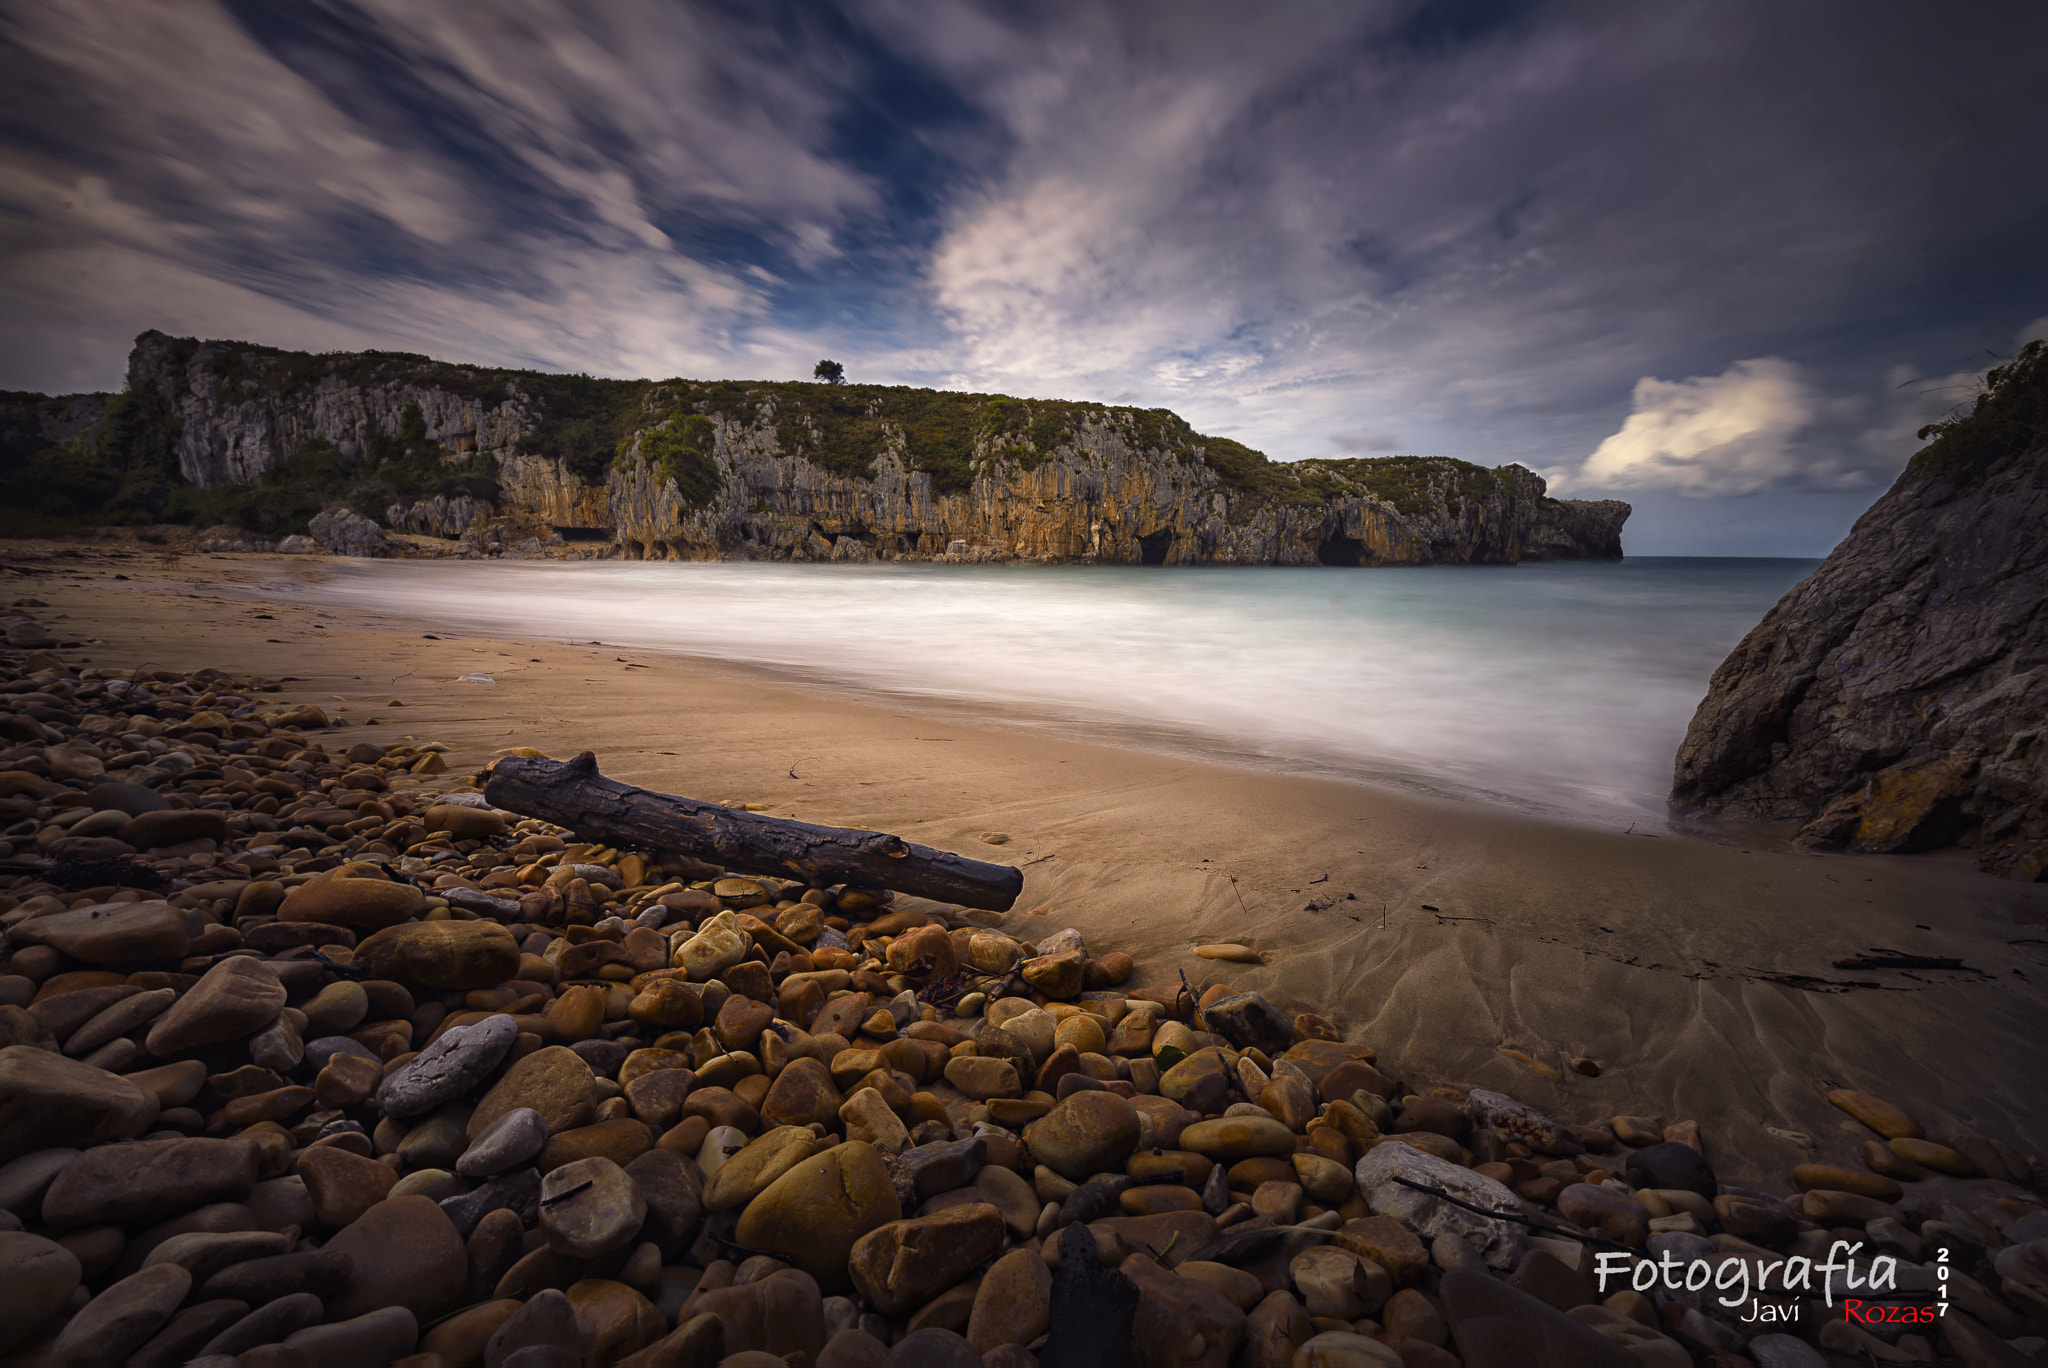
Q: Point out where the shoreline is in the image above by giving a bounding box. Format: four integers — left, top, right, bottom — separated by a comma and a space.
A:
11, 536, 2048, 1193
180, 548, 1819, 832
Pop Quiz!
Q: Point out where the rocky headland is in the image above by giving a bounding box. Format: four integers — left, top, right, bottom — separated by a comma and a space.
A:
1, 332, 1628, 566
1, 598, 2046, 1367
1674, 342, 2048, 880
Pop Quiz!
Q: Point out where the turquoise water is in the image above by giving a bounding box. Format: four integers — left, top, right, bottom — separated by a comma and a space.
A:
288, 556, 1818, 825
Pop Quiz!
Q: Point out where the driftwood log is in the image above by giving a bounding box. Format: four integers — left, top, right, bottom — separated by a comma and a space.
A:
484, 752, 1025, 911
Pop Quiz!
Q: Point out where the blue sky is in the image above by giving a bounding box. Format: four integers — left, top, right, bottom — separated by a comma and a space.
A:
2, 0, 2044, 554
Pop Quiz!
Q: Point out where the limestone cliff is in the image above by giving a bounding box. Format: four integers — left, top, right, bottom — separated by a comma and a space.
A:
1672, 341, 2048, 879
4, 331, 1630, 566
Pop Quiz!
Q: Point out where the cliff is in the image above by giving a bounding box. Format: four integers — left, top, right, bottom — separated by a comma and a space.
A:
0, 331, 1629, 566
1672, 340, 2048, 879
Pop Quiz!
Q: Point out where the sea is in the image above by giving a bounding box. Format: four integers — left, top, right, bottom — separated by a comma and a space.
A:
283, 557, 1818, 828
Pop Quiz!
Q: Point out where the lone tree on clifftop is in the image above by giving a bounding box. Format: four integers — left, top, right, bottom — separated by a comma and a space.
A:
812, 359, 845, 384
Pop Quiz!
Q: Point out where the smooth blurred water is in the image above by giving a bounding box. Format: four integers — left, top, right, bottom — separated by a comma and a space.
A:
284, 557, 1817, 825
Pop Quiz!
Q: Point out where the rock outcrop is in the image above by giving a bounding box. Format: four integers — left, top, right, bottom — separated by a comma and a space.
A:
7, 331, 1630, 565
1673, 341, 2048, 879
308, 508, 387, 558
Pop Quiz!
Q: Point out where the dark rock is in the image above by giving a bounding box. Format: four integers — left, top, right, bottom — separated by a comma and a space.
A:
10, 901, 191, 964
1623, 1141, 1717, 1199
485, 1287, 578, 1368
1042, 1221, 1138, 1368
1061, 1176, 1129, 1226
0, 1048, 159, 1163
126, 1298, 250, 1368
1506, 1247, 1595, 1312
1713, 1187, 1799, 1247
40, 1138, 258, 1227
1199, 993, 1294, 1056
1439, 1268, 1630, 1368
438, 1167, 541, 1240
88, 782, 169, 816
320, 1196, 465, 1323
119, 809, 232, 850
1674, 344, 2048, 878
194, 1291, 324, 1358
623, 1148, 703, 1252
202, 1249, 353, 1304
897, 1136, 986, 1202
47, 1261, 191, 1365
888, 1327, 980, 1367
815, 1328, 888, 1368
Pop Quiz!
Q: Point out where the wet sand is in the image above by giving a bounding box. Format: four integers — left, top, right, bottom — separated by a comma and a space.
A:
15, 537, 2048, 1191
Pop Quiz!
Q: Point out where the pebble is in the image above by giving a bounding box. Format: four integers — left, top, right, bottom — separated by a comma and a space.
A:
143, 956, 287, 1055
1622, 1140, 1717, 1198
734, 1141, 901, 1290
280, 1306, 419, 1368
0, 1046, 160, 1160
1180, 1114, 1296, 1159
378, 1012, 519, 1118
1192, 943, 1261, 962
0, 1231, 81, 1352
321, 1195, 466, 1322
458, 1106, 550, 1176
1356, 1145, 1524, 1270
41, 1137, 259, 1226
848, 1203, 1007, 1315
1825, 1087, 1924, 1140
276, 874, 425, 930
296, 1145, 398, 1227
467, 1045, 596, 1140
48, 1261, 192, 1364
1791, 1162, 1902, 1200
12, 900, 192, 964
1199, 991, 1295, 1055
1020, 1090, 1140, 1180
539, 1156, 645, 1258
352, 919, 521, 989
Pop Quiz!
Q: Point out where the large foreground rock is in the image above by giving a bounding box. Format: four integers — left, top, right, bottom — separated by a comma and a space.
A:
1673, 342, 2048, 878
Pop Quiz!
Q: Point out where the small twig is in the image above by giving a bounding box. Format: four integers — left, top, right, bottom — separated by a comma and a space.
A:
788, 757, 817, 780
1385, 1176, 1631, 1251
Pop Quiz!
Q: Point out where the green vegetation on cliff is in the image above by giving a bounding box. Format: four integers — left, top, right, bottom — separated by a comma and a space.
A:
0, 331, 1534, 536
1911, 339, 2048, 492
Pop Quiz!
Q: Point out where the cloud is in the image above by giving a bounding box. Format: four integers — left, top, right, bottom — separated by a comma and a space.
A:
0, 0, 2042, 557
1547, 353, 2007, 498
1560, 358, 1825, 496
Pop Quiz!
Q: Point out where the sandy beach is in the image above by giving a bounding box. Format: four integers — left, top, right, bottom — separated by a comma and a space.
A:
15, 534, 2048, 1193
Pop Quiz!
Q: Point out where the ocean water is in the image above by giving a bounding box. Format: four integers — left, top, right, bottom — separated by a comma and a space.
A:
282, 556, 1817, 825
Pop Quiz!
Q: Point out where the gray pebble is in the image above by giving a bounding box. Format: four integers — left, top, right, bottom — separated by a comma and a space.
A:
457, 1108, 549, 1178
376, 1014, 518, 1118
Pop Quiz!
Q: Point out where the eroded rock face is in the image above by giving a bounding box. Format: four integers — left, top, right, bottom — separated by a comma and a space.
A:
84, 331, 1631, 568
1673, 387, 2048, 878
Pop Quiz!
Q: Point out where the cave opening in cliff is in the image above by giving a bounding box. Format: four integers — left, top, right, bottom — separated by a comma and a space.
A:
1138, 529, 1174, 565
551, 526, 610, 543
1317, 533, 1365, 566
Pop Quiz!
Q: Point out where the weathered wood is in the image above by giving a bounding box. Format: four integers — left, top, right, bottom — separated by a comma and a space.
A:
483, 752, 1025, 911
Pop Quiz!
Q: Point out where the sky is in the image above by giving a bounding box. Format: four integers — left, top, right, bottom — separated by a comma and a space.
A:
2, 0, 2045, 555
